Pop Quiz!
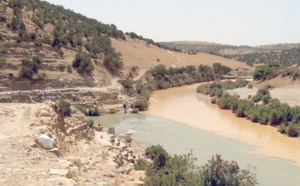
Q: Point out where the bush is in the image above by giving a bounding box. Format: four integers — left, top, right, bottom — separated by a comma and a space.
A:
131, 108, 139, 113
132, 98, 149, 111
134, 158, 148, 170
85, 107, 100, 116
145, 145, 169, 169
72, 52, 94, 74
37, 72, 46, 80
67, 65, 72, 73
74, 104, 86, 114
34, 39, 42, 47
58, 99, 71, 116
32, 56, 42, 64
19, 58, 39, 79
103, 52, 123, 75
200, 154, 257, 186
0, 15, 7, 23
287, 124, 299, 137
118, 78, 134, 90
57, 64, 66, 72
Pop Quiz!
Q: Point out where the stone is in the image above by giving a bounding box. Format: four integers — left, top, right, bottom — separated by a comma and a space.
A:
49, 148, 60, 157
37, 134, 54, 149
40, 110, 51, 117
55, 177, 77, 186
49, 169, 68, 176
130, 181, 145, 186
107, 127, 115, 135
30, 143, 38, 148
46, 178, 56, 182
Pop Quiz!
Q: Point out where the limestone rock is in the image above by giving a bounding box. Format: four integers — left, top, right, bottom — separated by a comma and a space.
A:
49, 169, 68, 176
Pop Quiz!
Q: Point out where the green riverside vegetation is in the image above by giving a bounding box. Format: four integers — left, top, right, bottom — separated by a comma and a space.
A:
197, 81, 300, 137
136, 145, 257, 185
118, 63, 229, 112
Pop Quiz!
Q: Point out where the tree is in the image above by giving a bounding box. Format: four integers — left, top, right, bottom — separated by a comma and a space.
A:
103, 52, 123, 75
72, 52, 94, 74
200, 154, 257, 186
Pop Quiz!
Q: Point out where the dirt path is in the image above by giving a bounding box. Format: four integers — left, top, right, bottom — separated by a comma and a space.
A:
168, 50, 182, 67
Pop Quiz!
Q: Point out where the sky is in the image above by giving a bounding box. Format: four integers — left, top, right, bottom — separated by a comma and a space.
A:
44, 0, 300, 46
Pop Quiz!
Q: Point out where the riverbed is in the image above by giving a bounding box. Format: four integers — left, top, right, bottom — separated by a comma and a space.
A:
91, 83, 300, 185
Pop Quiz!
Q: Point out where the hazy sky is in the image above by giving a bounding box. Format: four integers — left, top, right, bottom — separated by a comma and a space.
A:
44, 0, 300, 46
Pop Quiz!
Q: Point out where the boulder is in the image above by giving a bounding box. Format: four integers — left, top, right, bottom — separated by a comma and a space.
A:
37, 134, 54, 149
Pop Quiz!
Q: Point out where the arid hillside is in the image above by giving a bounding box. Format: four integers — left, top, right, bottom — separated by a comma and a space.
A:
112, 37, 252, 75
0, 0, 253, 92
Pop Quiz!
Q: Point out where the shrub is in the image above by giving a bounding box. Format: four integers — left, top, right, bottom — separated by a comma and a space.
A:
74, 104, 86, 114
145, 145, 169, 169
19, 58, 39, 79
57, 64, 66, 72
19, 65, 34, 79
67, 65, 72, 73
131, 108, 139, 113
29, 32, 37, 40
72, 52, 94, 74
134, 158, 148, 170
132, 98, 149, 111
58, 99, 71, 116
32, 56, 42, 64
287, 124, 299, 137
34, 39, 42, 47
37, 72, 46, 80
0, 15, 7, 23
118, 78, 134, 90
200, 154, 257, 186
85, 107, 100, 116
103, 52, 123, 75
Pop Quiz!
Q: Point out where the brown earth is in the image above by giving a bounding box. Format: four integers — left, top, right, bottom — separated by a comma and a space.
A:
0, 102, 146, 186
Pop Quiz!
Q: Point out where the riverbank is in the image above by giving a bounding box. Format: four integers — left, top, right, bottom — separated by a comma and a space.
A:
142, 83, 300, 166
0, 102, 146, 186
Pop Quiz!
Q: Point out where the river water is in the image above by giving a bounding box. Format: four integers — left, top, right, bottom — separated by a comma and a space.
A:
91, 84, 300, 185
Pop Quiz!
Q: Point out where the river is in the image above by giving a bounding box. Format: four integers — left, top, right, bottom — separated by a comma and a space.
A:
91, 83, 300, 185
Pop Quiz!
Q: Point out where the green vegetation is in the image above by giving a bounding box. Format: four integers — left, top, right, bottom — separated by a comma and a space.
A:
118, 78, 134, 90
149, 64, 215, 90
201, 154, 257, 186
253, 62, 280, 80
19, 56, 41, 79
85, 107, 100, 116
58, 99, 71, 116
225, 47, 300, 67
197, 81, 300, 137
196, 80, 249, 97
134, 158, 148, 170
72, 52, 94, 74
141, 145, 257, 185
74, 104, 100, 116
212, 63, 232, 78
57, 64, 66, 72
103, 52, 123, 75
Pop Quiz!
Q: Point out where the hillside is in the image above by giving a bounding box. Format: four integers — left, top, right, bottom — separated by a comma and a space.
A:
0, 0, 253, 92
161, 41, 300, 55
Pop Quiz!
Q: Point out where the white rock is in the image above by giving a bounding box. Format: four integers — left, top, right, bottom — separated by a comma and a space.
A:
37, 134, 54, 149
49, 169, 68, 176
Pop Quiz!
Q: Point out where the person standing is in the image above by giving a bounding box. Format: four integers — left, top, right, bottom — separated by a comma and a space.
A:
123, 101, 127, 113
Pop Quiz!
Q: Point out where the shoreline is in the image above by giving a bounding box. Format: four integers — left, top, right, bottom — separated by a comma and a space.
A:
142, 83, 300, 166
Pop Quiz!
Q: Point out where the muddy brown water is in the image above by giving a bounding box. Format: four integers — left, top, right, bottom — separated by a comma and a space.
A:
143, 83, 300, 166
92, 83, 300, 185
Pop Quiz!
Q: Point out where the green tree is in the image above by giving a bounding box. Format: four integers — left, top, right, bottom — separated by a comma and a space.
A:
72, 52, 94, 74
